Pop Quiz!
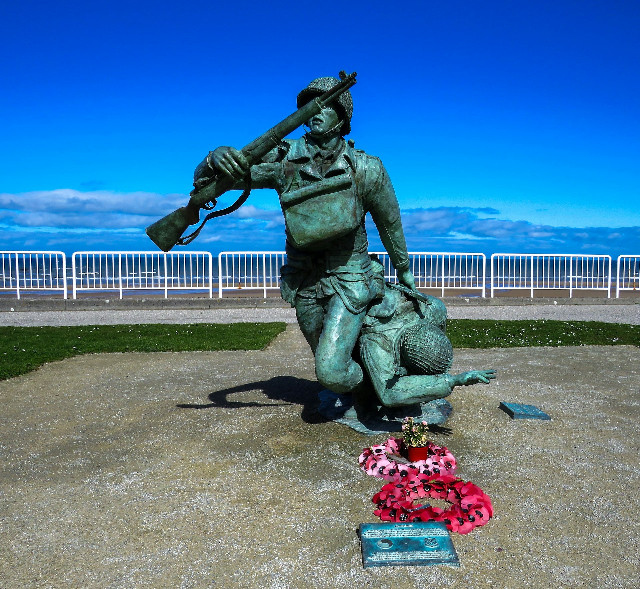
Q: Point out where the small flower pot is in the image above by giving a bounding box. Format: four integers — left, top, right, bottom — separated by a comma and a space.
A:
406, 446, 429, 462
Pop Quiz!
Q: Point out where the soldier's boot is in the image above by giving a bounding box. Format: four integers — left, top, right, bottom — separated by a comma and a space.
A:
341, 381, 382, 423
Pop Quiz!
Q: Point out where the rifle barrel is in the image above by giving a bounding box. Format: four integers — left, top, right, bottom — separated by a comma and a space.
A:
241, 71, 357, 164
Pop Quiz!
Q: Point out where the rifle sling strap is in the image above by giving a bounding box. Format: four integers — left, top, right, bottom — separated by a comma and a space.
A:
177, 176, 252, 246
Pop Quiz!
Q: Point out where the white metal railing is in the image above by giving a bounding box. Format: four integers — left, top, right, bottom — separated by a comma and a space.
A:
217, 251, 487, 298
0, 251, 67, 299
372, 252, 487, 297
218, 251, 287, 298
1, 250, 638, 301
491, 253, 612, 298
72, 251, 213, 299
616, 255, 640, 298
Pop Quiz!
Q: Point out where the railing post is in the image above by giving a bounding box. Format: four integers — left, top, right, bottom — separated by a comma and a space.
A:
208, 253, 213, 299
164, 253, 168, 299
569, 257, 573, 299
118, 254, 123, 299
218, 253, 223, 298
490, 254, 495, 298
61, 253, 68, 299
15, 253, 20, 300
72, 253, 77, 299
530, 255, 534, 298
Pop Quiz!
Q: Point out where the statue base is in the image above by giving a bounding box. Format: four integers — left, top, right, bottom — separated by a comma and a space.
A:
317, 390, 452, 435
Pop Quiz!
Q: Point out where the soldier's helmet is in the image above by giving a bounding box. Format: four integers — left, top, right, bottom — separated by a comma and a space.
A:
423, 298, 447, 332
399, 322, 454, 376
297, 76, 353, 135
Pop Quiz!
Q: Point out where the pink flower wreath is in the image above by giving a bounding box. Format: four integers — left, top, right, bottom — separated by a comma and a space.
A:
359, 437, 493, 535
358, 436, 457, 482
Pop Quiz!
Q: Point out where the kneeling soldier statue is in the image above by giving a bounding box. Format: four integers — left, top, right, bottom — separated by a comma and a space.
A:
146, 72, 495, 432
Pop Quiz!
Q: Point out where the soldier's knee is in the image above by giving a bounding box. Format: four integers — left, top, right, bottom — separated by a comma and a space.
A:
315, 356, 362, 394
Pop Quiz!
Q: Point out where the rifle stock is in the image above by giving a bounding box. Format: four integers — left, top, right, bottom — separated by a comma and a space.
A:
145, 173, 232, 252
145, 71, 357, 251
145, 204, 200, 252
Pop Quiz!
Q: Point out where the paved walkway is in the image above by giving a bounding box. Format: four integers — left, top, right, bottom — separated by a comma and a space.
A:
1, 302, 639, 326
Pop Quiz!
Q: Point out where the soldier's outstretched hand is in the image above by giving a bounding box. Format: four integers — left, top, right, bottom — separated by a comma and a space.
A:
456, 370, 497, 386
210, 146, 250, 180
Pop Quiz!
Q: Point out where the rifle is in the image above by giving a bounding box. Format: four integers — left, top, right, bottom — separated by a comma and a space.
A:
146, 71, 357, 252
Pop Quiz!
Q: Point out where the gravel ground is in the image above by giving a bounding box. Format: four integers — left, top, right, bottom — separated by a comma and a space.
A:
1, 300, 639, 588
0, 307, 299, 326
1, 303, 639, 326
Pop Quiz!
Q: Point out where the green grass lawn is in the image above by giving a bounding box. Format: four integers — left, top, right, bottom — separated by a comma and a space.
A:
0, 322, 287, 381
447, 319, 640, 348
0, 319, 638, 381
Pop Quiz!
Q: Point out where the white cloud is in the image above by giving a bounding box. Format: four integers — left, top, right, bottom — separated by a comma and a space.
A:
234, 204, 284, 228
372, 207, 640, 256
1, 191, 638, 257
0, 189, 186, 216
0, 189, 190, 234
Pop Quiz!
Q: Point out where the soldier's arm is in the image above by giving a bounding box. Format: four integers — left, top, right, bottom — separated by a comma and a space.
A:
363, 158, 416, 290
193, 145, 284, 192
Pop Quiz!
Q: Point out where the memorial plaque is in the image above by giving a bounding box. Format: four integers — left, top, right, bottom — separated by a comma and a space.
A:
499, 402, 551, 420
359, 522, 459, 567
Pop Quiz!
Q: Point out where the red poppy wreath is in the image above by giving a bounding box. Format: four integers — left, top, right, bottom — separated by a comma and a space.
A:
359, 436, 493, 535
372, 472, 494, 534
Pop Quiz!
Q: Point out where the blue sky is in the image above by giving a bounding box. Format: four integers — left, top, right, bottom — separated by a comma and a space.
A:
1, 0, 638, 258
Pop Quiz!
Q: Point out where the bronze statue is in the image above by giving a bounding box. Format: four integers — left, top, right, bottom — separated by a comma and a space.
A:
357, 256, 495, 408
146, 72, 495, 433
319, 256, 496, 433
146, 72, 358, 251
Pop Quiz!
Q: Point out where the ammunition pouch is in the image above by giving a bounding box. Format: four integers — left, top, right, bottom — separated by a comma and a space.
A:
279, 173, 359, 250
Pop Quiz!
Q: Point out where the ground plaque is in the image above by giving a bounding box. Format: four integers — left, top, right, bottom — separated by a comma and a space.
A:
499, 402, 551, 420
359, 522, 459, 567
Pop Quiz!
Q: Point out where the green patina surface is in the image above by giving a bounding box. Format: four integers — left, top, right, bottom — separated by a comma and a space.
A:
145, 73, 640, 429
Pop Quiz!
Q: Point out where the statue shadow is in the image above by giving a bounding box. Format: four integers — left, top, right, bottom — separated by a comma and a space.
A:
176, 375, 329, 424
428, 423, 453, 436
